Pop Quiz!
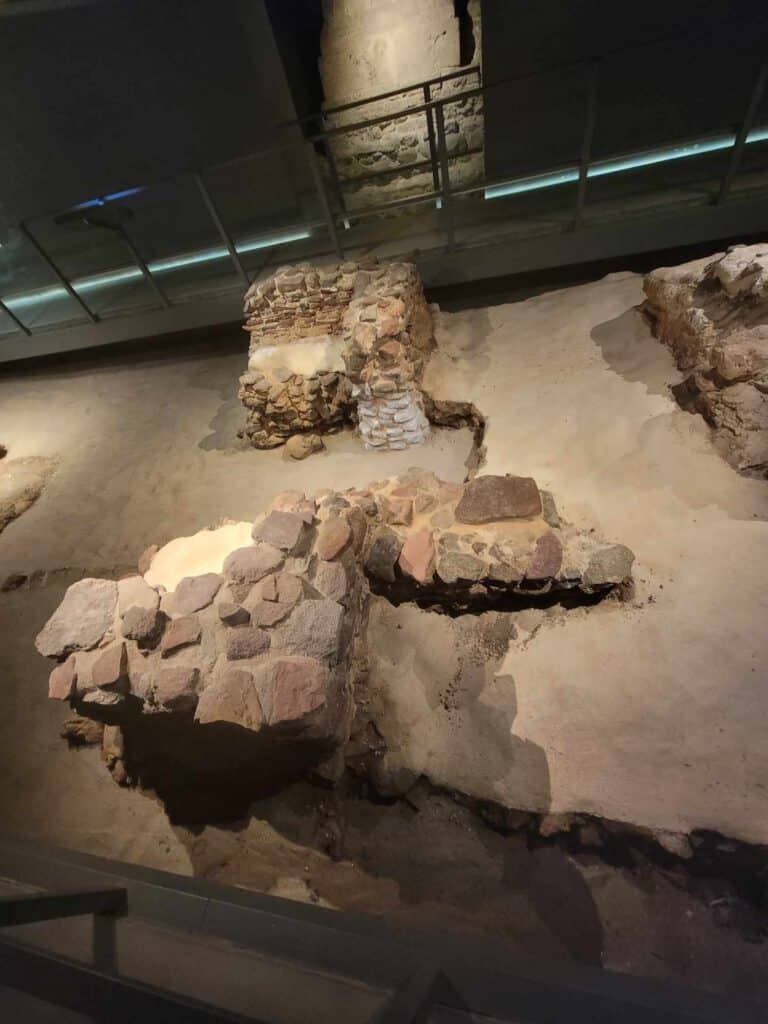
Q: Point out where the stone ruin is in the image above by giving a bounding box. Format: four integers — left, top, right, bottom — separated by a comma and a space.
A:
643, 243, 768, 477
35, 470, 634, 796
238, 258, 435, 454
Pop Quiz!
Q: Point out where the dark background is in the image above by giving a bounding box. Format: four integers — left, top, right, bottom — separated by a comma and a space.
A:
0, 0, 299, 231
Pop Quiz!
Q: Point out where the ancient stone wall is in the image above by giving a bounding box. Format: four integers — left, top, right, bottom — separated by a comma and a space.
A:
643, 243, 768, 477
318, 0, 484, 209
239, 258, 435, 452
36, 471, 634, 791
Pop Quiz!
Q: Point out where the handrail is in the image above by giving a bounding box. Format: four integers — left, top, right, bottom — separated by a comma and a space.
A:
294, 65, 481, 126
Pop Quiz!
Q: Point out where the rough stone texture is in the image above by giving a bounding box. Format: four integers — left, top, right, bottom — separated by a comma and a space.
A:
526, 531, 563, 581
252, 511, 306, 553
315, 517, 351, 560
121, 605, 163, 646
257, 656, 330, 730
161, 615, 202, 656
35, 578, 118, 658
217, 602, 250, 627
196, 666, 264, 731
643, 244, 768, 476
150, 665, 199, 712
318, 0, 483, 210
365, 527, 403, 582
240, 259, 435, 453
274, 600, 345, 662
226, 627, 271, 661
455, 475, 542, 524
223, 545, 283, 585
168, 573, 222, 617
398, 530, 435, 583
36, 472, 632, 794
313, 560, 348, 602
91, 642, 128, 691
284, 434, 325, 460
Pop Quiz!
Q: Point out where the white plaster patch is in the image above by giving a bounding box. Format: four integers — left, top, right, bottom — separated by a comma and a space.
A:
248, 338, 346, 378
145, 522, 252, 592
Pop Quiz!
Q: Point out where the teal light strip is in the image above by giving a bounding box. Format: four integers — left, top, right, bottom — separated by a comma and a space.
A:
484, 124, 768, 200
1, 228, 312, 313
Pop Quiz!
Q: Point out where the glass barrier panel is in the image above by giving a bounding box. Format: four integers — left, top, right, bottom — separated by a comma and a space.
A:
0, 227, 90, 331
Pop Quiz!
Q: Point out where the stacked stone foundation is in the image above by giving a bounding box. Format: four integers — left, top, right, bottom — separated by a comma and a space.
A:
240, 258, 436, 452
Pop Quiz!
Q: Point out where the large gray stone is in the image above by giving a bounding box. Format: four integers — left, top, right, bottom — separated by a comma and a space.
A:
583, 545, 635, 587
455, 475, 542, 524
226, 626, 271, 660
223, 544, 284, 584
252, 510, 307, 552
170, 573, 222, 616
313, 560, 348, 601
273, 599, 344, 661
121, 605, 164, 647
436, 551, 485, 584
35, 578, 118, 658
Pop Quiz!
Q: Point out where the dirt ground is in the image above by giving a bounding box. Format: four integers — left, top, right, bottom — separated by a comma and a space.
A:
1, 273, 767, 1001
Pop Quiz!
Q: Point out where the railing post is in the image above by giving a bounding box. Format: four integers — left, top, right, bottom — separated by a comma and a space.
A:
0, 297, 31, 337
306, 140, 343, 260
434, 101, 455, 252
423, 82, 442, 194
320, 113, 351, 225
0, 888, 126, 927
117, 225, 170, 309
571, 59, 599, 231
18, 221, 98, 323
716, 58, 768, 205
194, 172, 250, 285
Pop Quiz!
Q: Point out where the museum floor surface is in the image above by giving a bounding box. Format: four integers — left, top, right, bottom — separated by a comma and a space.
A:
1, 269, 768, 1000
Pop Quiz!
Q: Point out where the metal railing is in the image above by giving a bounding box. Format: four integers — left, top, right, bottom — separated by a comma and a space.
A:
1, 47, 767, 342
0, 832, 761, 1023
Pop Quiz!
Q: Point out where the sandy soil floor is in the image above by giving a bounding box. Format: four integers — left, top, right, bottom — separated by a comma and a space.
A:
0, 276, 767, 997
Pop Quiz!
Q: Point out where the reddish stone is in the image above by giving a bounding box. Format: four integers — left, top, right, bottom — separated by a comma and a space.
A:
378, 340, 403, 362
526, 531, 563, 580
172, 573, 222, 615
315, 517, 351, 560
455, 475, 542, 524
247, 600, 293, 627
195, 667, 263, 732
161, 615, 202, 656
49, 656, 77, 701
398, 531, 436, 584
152, 665, 199, 710
413, 493, 438, 515
257, 656, 329, 728
384, 496, 412, 526
91, 642, 128, 692
218, 602, 250, 626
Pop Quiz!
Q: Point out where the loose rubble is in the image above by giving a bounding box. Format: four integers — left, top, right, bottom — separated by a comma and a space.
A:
643, 243, 768, 477
36, 471, 634, 790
